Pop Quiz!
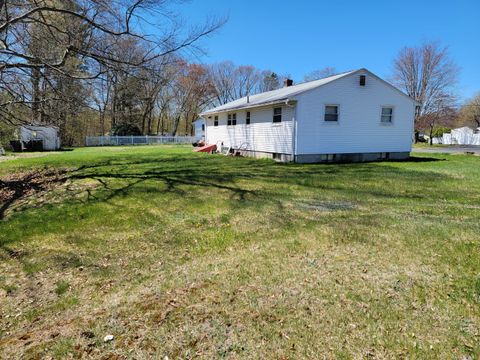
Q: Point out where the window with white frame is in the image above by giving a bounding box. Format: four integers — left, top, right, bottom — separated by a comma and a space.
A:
381, 107, 394, 123
246, 111, 251, 125
214, 116, 218, 127
227, 113, 237, 126
324, 105, 339, 122
273, 107, 282, 123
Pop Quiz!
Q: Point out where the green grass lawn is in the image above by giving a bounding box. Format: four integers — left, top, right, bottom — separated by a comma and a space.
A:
0, 146, 479, 359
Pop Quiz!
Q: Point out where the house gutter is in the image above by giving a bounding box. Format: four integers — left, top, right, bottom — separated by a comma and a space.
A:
200, 99, 296, 117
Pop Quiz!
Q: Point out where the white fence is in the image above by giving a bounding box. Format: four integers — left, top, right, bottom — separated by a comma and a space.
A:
85, 136, 199, 147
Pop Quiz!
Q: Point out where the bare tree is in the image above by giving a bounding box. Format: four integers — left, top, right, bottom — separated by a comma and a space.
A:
303, 67, 337, 82
170, 61, 215, 135
458, 94, 480, 129
258, 71, 281, 93
208, 61, 236, 105
391, 42, 459, 123
208, 62, 269, 106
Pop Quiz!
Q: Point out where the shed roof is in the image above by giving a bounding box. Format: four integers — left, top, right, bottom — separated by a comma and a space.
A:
21, 124, 59, 131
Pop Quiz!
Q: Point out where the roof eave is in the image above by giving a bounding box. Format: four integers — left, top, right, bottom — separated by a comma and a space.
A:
200, 99, 297, 117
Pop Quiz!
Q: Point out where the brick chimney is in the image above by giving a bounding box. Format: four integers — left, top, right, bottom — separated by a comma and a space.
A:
284, 79, 293, 87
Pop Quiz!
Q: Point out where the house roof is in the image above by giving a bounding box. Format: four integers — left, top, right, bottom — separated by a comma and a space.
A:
200, 68, 414, 116
201, 70, 360, 116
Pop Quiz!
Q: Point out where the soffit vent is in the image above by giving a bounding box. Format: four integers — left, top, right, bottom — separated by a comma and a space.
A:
359, 75, 366, 86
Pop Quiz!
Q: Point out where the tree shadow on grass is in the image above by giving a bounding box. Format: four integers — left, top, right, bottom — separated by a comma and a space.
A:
0, 153, 456, 228
395, 156, 446, 163
66, 155, 453, 206
0, 169, 68, 220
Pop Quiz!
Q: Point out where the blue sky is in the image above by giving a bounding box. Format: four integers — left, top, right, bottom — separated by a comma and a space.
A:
171, 0, 479, 101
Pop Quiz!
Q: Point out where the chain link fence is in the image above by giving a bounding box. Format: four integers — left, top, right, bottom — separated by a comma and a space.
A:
85, 136, 199, 147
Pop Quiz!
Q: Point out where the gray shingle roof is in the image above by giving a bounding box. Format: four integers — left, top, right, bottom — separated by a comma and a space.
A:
201, 69, 359, 116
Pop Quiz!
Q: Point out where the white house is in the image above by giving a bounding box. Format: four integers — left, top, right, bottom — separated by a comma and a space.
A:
442, 127, 480, 145
200, 69, 416, 163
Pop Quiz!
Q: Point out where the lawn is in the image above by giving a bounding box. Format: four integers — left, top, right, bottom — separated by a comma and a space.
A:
0, 146, 479, 359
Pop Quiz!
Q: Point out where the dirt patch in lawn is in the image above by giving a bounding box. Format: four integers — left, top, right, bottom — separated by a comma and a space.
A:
0, 152, 62, 162
0, 168, 70, 219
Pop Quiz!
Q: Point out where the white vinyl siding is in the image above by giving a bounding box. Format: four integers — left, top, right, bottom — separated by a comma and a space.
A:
206, 106, 293, 154
294, 72, 414, 155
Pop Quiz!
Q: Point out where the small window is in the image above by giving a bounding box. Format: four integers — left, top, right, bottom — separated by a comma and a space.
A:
381, 107, 393, 123
228, 113, 237, 126
273, 107, 282, 123
246, 111, 251, 125
359, 75, 366, 86
201, 124, 205, 131
214, 116, 218, 127
324, 105, 339, 122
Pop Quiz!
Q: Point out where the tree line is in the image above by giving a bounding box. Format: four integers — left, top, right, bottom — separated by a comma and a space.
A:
0, 0, 226, 145
0, 2, 478, 147
0, 1, 296, 146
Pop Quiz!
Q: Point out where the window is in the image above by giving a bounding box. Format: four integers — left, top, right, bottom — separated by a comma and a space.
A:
324, 105, 339, 122
273, 107, 282, 123
228, 113, 237, 126
201, 124, 205, 131
359, 75, 366, 86
381, 107, 393, 123
246, 111, 251, 125
214, 116, 218, 127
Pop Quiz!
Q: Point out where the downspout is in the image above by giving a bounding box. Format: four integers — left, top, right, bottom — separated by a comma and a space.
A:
285, 99, 297, 162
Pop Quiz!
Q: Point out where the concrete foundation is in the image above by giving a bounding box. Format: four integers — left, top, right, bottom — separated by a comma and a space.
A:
235, 149, 294, 162
234, 148, 410, 163
295, 152, 410, 163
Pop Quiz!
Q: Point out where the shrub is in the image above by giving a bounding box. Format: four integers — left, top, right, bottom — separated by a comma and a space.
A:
432, 126, 451, 137
111, 123, 142, 136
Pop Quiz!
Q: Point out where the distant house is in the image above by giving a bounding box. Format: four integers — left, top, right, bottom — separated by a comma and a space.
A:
200, 69, 416, 163
193, 119, 205, 139
442, 127, 480, 145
